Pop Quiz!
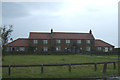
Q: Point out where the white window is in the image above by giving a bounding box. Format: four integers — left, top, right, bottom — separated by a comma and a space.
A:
19, 47, 25, 51
105, 47, 108, 52
33, 40, 38, 44
66, 40, 70, 44
56, 40, 61, 44
86, 47, 91, 51
43, 47, 48, 52
43, 40, 48, 44
97, 47, 101, 51
77, 40, 81, 44
86, 40, 90, 44
110, 47, 113, 51
56, 46, 61, 51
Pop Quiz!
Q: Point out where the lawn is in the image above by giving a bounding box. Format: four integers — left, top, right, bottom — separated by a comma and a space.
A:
2, 54, 119, 78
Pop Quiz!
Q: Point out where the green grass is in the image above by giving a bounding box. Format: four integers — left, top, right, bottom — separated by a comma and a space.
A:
2, 54, 119, 78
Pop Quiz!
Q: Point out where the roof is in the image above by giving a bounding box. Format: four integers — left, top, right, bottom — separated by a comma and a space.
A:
95, 39, 114, 47
6, 38, 114, 47
29, 32, 93, 39
29, 32, 50, 39
6, 38, 28, 47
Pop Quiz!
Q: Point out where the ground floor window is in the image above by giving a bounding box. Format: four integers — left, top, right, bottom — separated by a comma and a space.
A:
104, 47, 108, 52
56, 46, 61, 51
19, 47, 25, 51
86, 47, 91, 51
97, 47, 101, 51
43, 47, 48, 52
110, 47, 113, 51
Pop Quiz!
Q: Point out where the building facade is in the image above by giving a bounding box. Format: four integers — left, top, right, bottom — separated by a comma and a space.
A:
6, 29, 114, 54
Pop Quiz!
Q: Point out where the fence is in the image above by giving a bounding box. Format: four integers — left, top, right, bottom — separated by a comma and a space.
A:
1, 61, 120, 76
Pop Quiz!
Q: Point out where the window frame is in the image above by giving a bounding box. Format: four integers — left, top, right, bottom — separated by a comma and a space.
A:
110, 47, 113, 51
43, 40, 48, 44
104, 47, 108, 52
33, 40, 38, 44
43, 47, 48, 52
97, 47, 102, 51
56, 40, 61, 44
19, 47, 25, 51
86, 46, 91, 51
86, 40, 90, 44
66, 40, 70, 44
77, 40, 81, 44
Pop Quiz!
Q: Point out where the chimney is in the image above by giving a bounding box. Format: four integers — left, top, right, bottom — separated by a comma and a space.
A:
89, 29, 95, 40
50, 29, 53, 38
51, 29, 53, 34
89, 29, 92, 34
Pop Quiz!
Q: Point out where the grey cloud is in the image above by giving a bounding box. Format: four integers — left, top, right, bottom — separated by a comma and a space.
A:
2, 2, 64, 19
2, 2, 30, 18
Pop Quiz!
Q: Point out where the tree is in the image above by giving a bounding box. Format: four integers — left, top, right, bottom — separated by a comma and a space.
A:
1, 25, 13, 61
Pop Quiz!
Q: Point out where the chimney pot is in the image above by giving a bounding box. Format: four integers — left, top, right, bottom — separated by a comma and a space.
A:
89, 29, 92, 34
51, 29, 53, 34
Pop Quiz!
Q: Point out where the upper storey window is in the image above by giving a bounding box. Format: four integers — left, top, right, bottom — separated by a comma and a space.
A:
86, 40, 90, 44
56, 40, 61, 44
66, 40, 70, 44
33, 40, 38, 44
43, 40, 48, 44
77, 40, 81, 44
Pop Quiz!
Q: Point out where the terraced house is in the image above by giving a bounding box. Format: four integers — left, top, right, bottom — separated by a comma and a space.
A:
6, 29, 114, 54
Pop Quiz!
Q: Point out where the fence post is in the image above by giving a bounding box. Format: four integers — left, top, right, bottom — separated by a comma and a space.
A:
8, 65, 11, 76
94, 63, 97, 71
103, 63, 107, 73
69, 64, 71, 72
41, 64, 43, 74
113, 62, 116, 70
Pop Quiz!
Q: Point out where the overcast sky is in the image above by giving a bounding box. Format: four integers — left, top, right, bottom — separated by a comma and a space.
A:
2, 0, 119, 47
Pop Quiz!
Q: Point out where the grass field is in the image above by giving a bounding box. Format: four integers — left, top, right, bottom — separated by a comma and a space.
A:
2, 54, 119, 78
